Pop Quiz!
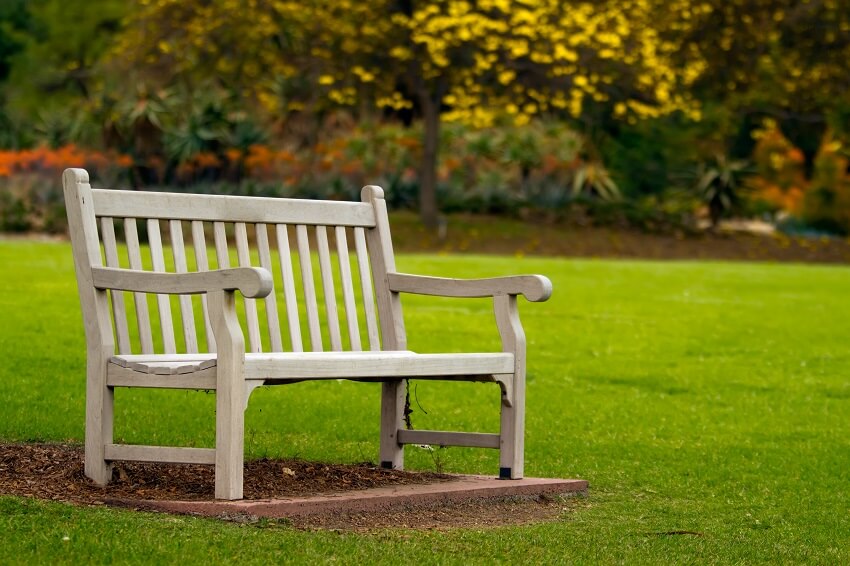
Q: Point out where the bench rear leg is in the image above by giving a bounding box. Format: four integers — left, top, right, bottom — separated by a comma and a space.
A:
379, 380, 405, 469
495, 294, 526, 480
499, 376, 525, 479
85, 359, 113, 485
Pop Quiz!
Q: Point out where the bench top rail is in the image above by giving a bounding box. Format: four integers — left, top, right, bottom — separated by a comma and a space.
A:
91, 189, 377, 227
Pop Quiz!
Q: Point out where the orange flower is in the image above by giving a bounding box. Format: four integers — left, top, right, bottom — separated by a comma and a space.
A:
116, 154, 134, 168
194, 152, 221, 168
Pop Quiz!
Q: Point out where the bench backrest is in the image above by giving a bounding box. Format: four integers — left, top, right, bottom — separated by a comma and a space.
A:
63, 168, 406, 357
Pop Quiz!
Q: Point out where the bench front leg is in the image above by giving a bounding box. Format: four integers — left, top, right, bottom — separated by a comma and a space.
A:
85, 349, 114, 485
209, 290, 246, 500
84, 286, 116, 486
494, 294, 526, 479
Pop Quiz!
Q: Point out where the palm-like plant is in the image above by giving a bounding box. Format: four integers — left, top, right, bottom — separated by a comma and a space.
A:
110, 85, 175, 159
695, 154, 751, 228
571, 161, 620, 201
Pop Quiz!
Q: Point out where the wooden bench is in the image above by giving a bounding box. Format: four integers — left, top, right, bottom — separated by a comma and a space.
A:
63, 167, 552, 499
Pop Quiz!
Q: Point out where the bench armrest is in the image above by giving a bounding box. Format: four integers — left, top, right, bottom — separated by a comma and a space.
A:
387, 272, 552, 302
91, 266, 273, 298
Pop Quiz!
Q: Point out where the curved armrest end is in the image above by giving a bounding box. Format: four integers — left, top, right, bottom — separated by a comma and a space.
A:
523, 275, 553, 302
228, 267, 274, 298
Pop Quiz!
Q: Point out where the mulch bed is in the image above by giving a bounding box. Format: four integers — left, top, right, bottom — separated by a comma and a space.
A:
0, 443, 451, 504
0, 443, 575, 530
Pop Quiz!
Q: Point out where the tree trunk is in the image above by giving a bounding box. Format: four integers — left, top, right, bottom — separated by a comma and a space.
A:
419, 91, 441, 229
779, 116, 827, 180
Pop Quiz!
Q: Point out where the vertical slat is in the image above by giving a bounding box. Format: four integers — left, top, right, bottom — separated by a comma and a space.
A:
100, 217, 131, 354
316, 226, 342, 351
124, 218, 154, 354
191, 221, 215, 352
296, 224, 323, 352
354, 227, 380, 351
235, 222, 263, 353
170, 220, 199, 353
335, 226, 361, 351
147, 219, 177, 354
256, 223, 283, 352
275, 224, 303, 352
213, 221, 230, 268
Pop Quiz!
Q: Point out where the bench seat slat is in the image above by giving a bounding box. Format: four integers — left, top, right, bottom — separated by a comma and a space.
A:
245, 352, 514, 379
110, 354, 217, 373
109, 351, 514, 380
92, 189, 377, 226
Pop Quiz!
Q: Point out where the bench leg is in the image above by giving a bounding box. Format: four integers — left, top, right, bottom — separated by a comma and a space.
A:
215, 381, 244, 500
211, 290, 245, 500
499, 375, 525, 479
494, 295, 526, 479
379, 380, 405, 470
84, 359, 113, 485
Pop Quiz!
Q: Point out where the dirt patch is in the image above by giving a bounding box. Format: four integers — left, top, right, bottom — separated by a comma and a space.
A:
0, 443, 576, 530
0, 443, 449, 503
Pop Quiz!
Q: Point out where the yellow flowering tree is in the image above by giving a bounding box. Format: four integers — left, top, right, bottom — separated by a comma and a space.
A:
108, 0, 307, 113
112, 0, 700, 225
304, 0, 699, 226
674, 0, 850, 176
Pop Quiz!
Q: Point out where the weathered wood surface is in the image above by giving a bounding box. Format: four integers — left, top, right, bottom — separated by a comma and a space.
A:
92, 266, 273, 297
92, 188, 377, 226
387, 272, 552, 302
105, 444, 216, 465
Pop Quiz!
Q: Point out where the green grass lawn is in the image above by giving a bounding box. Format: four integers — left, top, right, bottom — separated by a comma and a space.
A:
1, 239, 849, 564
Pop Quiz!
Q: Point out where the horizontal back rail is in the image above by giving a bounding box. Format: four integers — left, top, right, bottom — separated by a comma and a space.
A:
92, 189, 376, 227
